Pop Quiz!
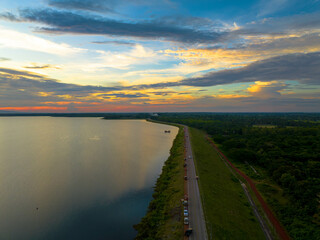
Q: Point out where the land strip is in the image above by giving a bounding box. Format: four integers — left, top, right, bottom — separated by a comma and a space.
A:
134, 125, 184, 240
188, 128, 266, 240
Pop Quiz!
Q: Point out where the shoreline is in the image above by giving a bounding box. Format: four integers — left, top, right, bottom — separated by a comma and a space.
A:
134, 121, 185, 239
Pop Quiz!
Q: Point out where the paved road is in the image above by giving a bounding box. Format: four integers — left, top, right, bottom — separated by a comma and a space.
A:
184, 126, 208, 240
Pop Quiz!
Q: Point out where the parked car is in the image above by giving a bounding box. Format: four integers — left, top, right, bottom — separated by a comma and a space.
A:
184, 217, 189, 225
185, 228, 193, 236
184, 210, 189, 216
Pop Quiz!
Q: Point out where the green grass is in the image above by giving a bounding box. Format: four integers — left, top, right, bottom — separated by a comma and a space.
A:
189, 128, 266, 240
134, 126, 184, 240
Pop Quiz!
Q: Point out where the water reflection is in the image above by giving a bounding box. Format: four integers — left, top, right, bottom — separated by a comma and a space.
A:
0, 117, 178, 239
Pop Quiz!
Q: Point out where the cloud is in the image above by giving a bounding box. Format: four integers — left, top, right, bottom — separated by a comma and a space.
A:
257, 0, 288, 16
0, 68, 48, 79
47, 0, 115, 13
98, 93, 148, 99
91, 40, 136, 46
126, 52, 320, 90
1, 66, 319, 112
234, 11, 320, 36
0, 68, 120, 99
47, 0, 175, 13
3, 8, 222, 44
247, 81, 288, 98
0, 12, 22, 22
7, 51, 313, 95
179, 52, 320, 87
95, 44, 157, 69
190, 95, 320, 112
244, 33, 320, 52
24, 63, 61, 69
0, 57, 10, 61
0, 26, 83, 55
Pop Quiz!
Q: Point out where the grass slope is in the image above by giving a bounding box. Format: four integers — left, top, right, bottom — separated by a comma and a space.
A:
134, 126, 184, 240
189, 128, 266, 240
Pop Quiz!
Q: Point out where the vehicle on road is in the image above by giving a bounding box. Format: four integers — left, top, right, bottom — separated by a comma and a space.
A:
185, 228, 193, 236
184, 210, 189, 216
184, 217, 189, 225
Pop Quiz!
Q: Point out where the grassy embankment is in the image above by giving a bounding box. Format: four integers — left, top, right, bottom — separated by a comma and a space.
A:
189, 128, 266, 240
134, 125, 184, 240
220, 149, 293, 239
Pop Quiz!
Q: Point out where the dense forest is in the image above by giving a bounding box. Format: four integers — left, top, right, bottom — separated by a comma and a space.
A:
152, 113, 320, 240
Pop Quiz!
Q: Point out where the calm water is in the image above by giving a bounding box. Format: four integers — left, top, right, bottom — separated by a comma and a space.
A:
0, 117, 178, 240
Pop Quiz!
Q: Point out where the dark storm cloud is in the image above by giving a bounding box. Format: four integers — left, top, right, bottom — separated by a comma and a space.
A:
3, 8, 222, 44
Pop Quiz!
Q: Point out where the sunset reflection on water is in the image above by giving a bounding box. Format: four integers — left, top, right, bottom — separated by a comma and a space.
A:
0, 117, 178, 239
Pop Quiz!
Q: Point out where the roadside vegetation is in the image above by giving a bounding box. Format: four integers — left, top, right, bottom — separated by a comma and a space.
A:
134, 125, 184, 240
155, 113, 320, 240
189, 127, 266, 239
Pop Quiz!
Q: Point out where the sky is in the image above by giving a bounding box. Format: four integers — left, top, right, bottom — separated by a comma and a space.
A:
0, 0, 319, 112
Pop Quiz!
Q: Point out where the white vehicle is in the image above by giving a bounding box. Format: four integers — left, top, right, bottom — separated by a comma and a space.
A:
184, 217, 189, 225
184, 210, 189, 216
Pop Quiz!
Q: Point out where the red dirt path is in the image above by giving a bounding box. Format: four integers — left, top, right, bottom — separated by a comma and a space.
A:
206, 136, 290, 240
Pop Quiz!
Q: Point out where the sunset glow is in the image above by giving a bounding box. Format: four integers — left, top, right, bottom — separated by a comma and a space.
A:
0, 0, 319, 112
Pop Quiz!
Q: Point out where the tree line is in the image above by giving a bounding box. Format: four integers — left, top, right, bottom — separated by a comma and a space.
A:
152, 113, 320, 240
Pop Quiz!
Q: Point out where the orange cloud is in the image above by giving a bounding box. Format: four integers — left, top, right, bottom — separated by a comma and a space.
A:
215, 94, 249, 99
42, 101, 100, 105
247, 81, 275, 93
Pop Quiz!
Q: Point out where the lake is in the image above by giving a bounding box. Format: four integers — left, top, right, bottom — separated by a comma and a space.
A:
0, 117, 178, 240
